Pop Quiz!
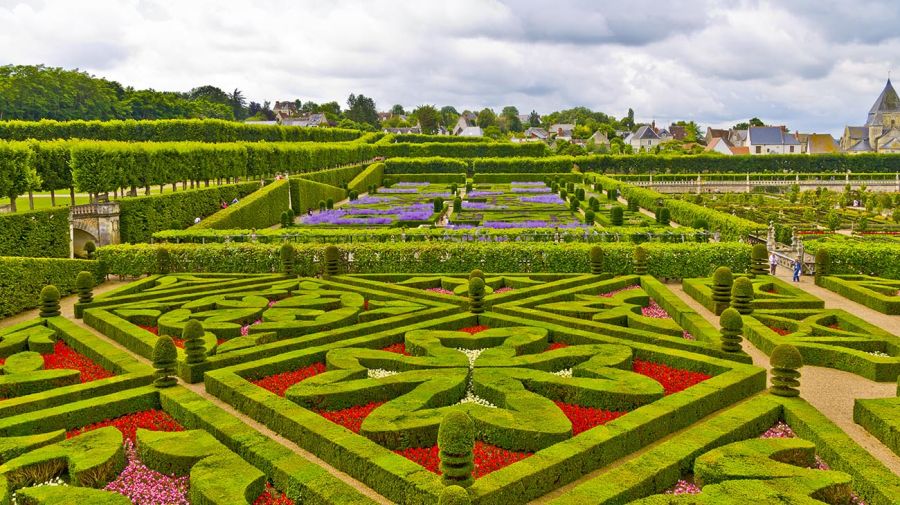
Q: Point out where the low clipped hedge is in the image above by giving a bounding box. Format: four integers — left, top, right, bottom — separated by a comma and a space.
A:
683, 275, 824, 315
471, 173, 581, 183
472, 156, 578, 174
390, 173, 467, 183
96, 242, 751, 278
118, 182, 260, 243
854, 397, 900, 458
811, 243, 900, 279
816, 275, 900, 315
0, 207, 70, 258
292, 163, 367, 187
0, 256, 106, 318
193, 179, 290, 230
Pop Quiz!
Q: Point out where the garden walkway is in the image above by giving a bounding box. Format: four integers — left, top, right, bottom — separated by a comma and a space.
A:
667, 279, 900, 476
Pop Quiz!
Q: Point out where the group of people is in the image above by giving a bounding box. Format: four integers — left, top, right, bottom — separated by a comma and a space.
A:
769, 251, 803, 282
193, 197, 242, 224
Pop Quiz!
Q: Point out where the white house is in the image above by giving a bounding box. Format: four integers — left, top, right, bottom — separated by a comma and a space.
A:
626, 125, 662, 151
747, 127, 802, 154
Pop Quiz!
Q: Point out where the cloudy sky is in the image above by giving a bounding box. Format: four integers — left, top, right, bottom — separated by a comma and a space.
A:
2, 0, 899, 134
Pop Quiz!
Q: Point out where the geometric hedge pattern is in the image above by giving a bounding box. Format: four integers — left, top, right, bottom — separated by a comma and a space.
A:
0, 272, 897, 504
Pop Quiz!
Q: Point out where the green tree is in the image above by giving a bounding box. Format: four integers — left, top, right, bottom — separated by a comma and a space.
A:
476, 108, 497, 128
345, 93, 378, 127
733, 117, 766, 130
412, 105, 441, 134
528, 110, 541, 127
501, 106, 522, 132
390, 104, 406, 116
440, 106, 460, 128
229, 88, 247, 120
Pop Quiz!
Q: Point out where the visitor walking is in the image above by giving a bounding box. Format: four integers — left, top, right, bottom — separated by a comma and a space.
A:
769, 252, 778, 275
792, 259, 802, 282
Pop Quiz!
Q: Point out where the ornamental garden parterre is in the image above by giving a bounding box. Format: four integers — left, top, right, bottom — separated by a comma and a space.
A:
0, 121, 899, 504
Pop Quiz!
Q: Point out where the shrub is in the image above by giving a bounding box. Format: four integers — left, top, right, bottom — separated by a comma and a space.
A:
318, 200, 326, 211
152, 336, 178, 388
693, 218, 709, 230
439, 486, 471, 505
590, 246, 604, 275
815, 249, 831, 279
719, 308, 743, 353
324, 245, 340, 277
559, 189, 567, 200
465, 182, 472, 192
280, 243, 295, 276
575, 188, 585, 201
608, 188, 618, 201
193, 179, 291, 231
75, 271, 94, 304
569, 196, 579, 212
551, 183, 559, 193
0, 207, 70, 258
750, 244, 769, 276
280, 211, 290, 229
434, 197, 444, 213
453, 197, 462, 213
711, 267, 733, 305
633, 246, 648, 275
469, 269, 484, 280
156, 247, 172, 275
326, 198, 334, 210
0, 257, 105, 318
566, 182, 575, 193
627, 198, 639, 212
39, 285, 61, 318
349, 190, 358, 201
610, 206, 624, 226
658, 207, 671, 226
183, 319, 207, 365
438, 411, 475, 488
584, 209, 595, 225
770, 344, 803, 397
730, 277, 754, 315
84, 241, 97, 259
468, 277, 486, 314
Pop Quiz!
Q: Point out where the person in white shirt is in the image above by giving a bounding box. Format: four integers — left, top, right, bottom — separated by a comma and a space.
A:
194, 216, 201, 224
769, 252, 778, 275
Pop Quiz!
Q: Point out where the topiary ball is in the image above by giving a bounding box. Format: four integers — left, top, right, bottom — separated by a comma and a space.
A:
152, 335, 178, 388
439, 486, 471, 505
712, 266, 733, 287
76, 271, 94, 291
720, 307, 743, 331
730, 277, 755, 315
771, 344, 803, 369
469, 269, 484, 280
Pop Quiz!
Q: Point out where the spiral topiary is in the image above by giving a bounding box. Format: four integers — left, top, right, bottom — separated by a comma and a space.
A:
719, 308, 743, 353
815, 248, 830, 281
182, 319, 207, 365
469, 269, 484, 280
39, 285, 61, 318
324, 245, 340, 278
280, 243, 295, 276
453, 197, 462, 213
633, 246, 648, 275
468, 277, 485, 314
156, 247, 172, 275
750, 244, 769, 276
770, 344, 803, 397
711, 267, 733, 308
610, 206, 624, 226
439, 486, 471, 505
730, 277, 755, 315
590, 246, 604, 275
75, 271, 94, 304
438, 411, 475, 488
584, 209, 595, 224
152, 336, 178, 388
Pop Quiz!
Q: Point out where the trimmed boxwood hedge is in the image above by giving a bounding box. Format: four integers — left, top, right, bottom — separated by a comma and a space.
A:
347, 162, 384, 194
0, 207, 70, 258
0, 256, 106, 318
854, 396, 900, 458
289, 177, 347, 216
383, 157, 469, 174
193, 179, 290, 230
816, 275, 900, 314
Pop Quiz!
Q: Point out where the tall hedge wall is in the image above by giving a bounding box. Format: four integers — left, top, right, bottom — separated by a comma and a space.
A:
97, 242, 751, 278
383, 157, 469, 174
377, 142, 548, 158
0, 119, 363, 143
193, 179, 290, 230
0, 256, 106, 317
390, 134, 493, 143
118, 182, 260, 243
814, 243, 900, 279
347, 163, 384, 193
290, 178, 347, 215
472, 156, 580, 173
292, 164, 367, 187
0, 207, 70, 258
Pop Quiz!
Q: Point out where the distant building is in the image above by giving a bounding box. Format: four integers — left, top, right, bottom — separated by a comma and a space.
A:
668, 124, 687, 141
841, 79, 900, 153
549, 124, 575, 141
383, 127, 422, 134
704, 128, 729, 145
705, 137, 736, 155
797, 133, 840, 154
282, 113, 327, 127
589, 130, 610, 147
273, 101, 298, 121
626, 125, 662, 151
453, 111, 478, 135
458, 126, 484, 137
747, 126, 801, 154
524, 127, 550, 140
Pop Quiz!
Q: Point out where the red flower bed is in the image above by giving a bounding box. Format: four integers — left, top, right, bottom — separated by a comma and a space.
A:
382, 343, 410, 356
460, 325, 489, 334
827, 323, 841, 330
544, 342, 570, 352
252, 362, 326, 397
43, 340, 114, 383
316, 401, 384, 433
632, 360, 711, 395
769, 326, 791, 336
554, 402, 627, 435
170, 336, 226, 349
253, 482, 295, 505
138, 325, 158, 335
67, 409, 184, 443
395, 441, 532, 479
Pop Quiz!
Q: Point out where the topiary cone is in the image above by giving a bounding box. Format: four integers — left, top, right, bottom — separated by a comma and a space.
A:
750, 244, 768, 277
439, 486, 471, 505
633, 246, 648, 275
182, 319, 207, 365
323, 245, 340, 278
589, 246, 604, 275
438, 411, 475, 488
770, 344, 803, 397
152, 335, 178, 388
39, 285, 61, 318
730, 277, 755, 315
468, 277, 485, 314
75, 271, 94, 304
280, 243, 295, 276
711, 267, 733, 311
719, 308, 743, 353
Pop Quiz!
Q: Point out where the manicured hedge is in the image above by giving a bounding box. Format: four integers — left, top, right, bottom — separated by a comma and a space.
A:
0, 119, 363, 143
579, 152, 900, 174
292, 163, 366, 187
390, 173, 467, 184
813, 243, 900, 279
96, 242, 751, 278
383, 157, 469, 174
472, 173, 581, 183
289, 178, 347, 215
347, 162, 384, 194
854, 397, 900, 458
0, 207, 70, 257
377, 142, 547, 158
472, 156, 580, 174
390, 134, 493, 143
193, 179, 290, 230
118, 182, 260, 243
816, 275, 900, 314
0, 256, 106, 317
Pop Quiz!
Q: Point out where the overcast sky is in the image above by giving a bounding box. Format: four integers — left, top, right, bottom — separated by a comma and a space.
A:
2, 0, 899, 135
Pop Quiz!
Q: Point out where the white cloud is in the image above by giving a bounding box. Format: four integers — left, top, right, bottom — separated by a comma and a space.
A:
1, 0, 898, 135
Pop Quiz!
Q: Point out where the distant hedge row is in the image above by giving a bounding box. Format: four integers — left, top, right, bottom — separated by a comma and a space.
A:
390, 133, 493, 143
0, 256, 106, 317
383, 157, 469, 174
576, 153, 900, 174
0, 119, 363, 143
0, 207, 70, 258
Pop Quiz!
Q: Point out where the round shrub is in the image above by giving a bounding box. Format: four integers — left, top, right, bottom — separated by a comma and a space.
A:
566, 182, 575, 193
590, 246, 604, 275
324, 245, 340, 277
730, 277, 754, 315
468, 277, 485, 314
815, 249, 830, 279
152, 336, 178, 388
434, 197, 444, 213
280, 243, 295, 276
584, 209, 595, 224
633, 246, 648, 275
770, 344, 803, 397
75, 271, 94, 304
711, 267, 733, 306
349, 190, 358, 201
439, 486, 471, 505
610, 206, 624, 226
84, 240, 96, 259
438, 411, 475, 488
453, 197, 462, 213
559, 188, 567, 200
469, 269, 484, 280
750, 244, 769, 276
318, 200, 326, 211
575, 188, 585, 201
719, 308, 743, 353
39, 285, 61, 318
183, 319, 207, 365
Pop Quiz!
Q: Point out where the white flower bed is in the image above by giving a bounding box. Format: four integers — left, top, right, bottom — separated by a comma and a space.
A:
367, 368, 398, 379
552, 368, 573, 378
12, 477, 67, 505
457, 347, 484, 368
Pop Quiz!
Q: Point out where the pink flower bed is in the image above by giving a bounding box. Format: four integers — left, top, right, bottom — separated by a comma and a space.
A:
598, 285, 641, 298
494, 287, 514, 294
665, 478, 701, 495
426, 287, 455, 295
641, 299, 671, 319
104, 439, 190, 505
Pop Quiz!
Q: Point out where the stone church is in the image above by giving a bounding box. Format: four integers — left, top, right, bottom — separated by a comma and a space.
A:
841, 79, 900, 153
